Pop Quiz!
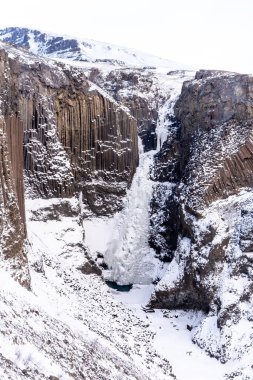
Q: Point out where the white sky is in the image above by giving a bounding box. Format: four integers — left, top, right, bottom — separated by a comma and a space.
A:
0, 0, 253, 73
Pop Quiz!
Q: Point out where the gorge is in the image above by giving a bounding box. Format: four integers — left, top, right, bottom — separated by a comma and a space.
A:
0, 27, 253, 380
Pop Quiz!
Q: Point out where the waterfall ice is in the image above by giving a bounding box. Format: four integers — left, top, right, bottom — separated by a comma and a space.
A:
104, 141, 160, 285
104, 75, 187, 285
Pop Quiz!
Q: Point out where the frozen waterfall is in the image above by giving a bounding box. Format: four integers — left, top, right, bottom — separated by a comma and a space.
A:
104, 77, 184, 285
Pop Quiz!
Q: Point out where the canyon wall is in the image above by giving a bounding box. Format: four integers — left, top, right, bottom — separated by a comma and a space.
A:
175, 70, 253, 211
150, 70, 253, 362
0, 117, 30, 287
87, 68, 172, 151
0, 42, 139, 283
0, 44, 138, 214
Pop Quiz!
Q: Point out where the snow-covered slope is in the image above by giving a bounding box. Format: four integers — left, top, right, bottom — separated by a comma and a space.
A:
0, 197, 175, 380
0, 27, 190, 71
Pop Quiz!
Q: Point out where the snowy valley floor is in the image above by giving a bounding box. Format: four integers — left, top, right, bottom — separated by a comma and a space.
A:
0, 197, 241, 379
83, 213, 228, 380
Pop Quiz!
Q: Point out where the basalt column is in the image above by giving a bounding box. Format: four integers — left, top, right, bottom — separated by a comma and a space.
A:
5, 115, 26, 230
55, 90, 139, 214
0, 117, 30, 287
20, 96, 75, 199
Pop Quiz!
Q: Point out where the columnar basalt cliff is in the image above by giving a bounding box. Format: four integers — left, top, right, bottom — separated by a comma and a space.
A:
87, 68, 174, 151
0, 42, 139, 284
0, 43, 138, 216
54, 88, 138, 213
150, 70, 253, 363
1, 27, 253, 379
0, 117, 30, 287
175, 70, 253, 211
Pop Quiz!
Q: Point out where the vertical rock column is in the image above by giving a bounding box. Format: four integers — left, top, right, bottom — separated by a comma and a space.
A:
55, 91, 138, 182
0, 116, 30, 287
20, 96, 75, 198
5, 115, 26, 231
54, 90, 139, 214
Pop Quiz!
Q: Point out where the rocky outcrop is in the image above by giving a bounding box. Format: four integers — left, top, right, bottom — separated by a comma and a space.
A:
0, 42, 139, 284
175, 70, 253, 212
87, 68, 173, 151
0, 117, 30, 287
0, 43, 138, 215
148, 70, 253, 363
54, 87, 138, 214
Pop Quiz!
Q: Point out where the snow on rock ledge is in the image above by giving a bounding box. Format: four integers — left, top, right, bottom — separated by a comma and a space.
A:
150, 70, 253, 369
0, 42, 138, 216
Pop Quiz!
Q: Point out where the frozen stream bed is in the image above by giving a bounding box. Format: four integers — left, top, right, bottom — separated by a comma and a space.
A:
111, 285, 226, 380
17, 197, 231, 380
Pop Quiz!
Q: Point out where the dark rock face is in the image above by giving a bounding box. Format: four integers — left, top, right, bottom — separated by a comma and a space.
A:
0, 117, 30, 287
175, 69, 253, 210
0, 42, 139, 284
86, 68, 172, 152
150, 69, 253, 361
54, 86, 138, 214
0, 44, 138, 215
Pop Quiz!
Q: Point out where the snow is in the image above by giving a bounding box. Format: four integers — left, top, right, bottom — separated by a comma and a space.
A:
83, 216, 114, 257
0, 196, 175, 379
0, 28, 192, 72
0, 338, 66, 379
113, 285, 227, 380
101, 73, 189, 285
0, 30, 252, 379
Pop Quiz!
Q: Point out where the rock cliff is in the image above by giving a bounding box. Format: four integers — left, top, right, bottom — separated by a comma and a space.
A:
0, 116, 30, 287
87, 68, 160, 151
150, 70, 253, 364
86, 69, 189, 153
176, 70, 253, 210
0, 43, 138, 215
0, 42, 138, 284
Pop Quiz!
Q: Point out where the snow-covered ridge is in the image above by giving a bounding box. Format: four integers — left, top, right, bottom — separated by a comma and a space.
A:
0, 27, 191, 71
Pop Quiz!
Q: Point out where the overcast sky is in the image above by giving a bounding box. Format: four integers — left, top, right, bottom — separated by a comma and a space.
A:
0, 0, 252, 73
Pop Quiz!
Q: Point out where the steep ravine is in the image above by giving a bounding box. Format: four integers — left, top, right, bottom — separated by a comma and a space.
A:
91, 70, 253, 379
103, 72, 190, 285
1, 34, 253, 379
